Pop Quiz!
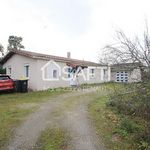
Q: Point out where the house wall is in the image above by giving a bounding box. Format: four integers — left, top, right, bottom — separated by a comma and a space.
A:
3, 54, 38, 90
74, 67, 101, 85
129, 69, 141, 82
76, 66, 110, 84
36, 60, 70, 90
2, 54, 110, 91
111, 68, 141, 82
36, 60, 109, 90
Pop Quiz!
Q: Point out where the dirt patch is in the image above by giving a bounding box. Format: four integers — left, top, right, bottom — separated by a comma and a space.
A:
112, 134, 122, 142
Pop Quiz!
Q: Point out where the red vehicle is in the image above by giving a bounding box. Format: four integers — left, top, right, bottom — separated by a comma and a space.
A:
0, 75, 15, 91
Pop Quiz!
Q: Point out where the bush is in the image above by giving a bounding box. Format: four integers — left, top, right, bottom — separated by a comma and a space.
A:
135, 126, 150, 144
120, 119, 139, 133
106, 83, 150, 149
136, 128, 150, 150
113, 118, 139, 139
0, 68, 6, 74
138, 141, 150, 150
107, 82, 150, 120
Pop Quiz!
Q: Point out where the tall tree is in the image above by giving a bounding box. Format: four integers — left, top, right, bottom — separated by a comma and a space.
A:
7, 36, 25, 51
0, 44, 4, 56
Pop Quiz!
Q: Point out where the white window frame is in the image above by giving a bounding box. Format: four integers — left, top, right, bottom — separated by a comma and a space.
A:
90, 68, 95, 78
67, 67, 72, 78
24, 64, 29, 78
116, 71, 128, 82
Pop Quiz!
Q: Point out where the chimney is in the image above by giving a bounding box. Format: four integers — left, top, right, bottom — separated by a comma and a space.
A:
67, 52, 71, 58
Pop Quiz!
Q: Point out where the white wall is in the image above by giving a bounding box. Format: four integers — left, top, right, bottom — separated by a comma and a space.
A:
3, 54, 38, 90
3, 54, 109, 91
37, 60, 107, 90
111, 68, 141, 83
76, 67, 103, 84
130, 69, 141, 82
36, 60, 70, 90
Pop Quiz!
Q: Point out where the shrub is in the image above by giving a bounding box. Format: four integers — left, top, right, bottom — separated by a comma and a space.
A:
120, 119, 139, 133
107, 82, 150, 120
135, 126, 150, 144
138, 141, 150, 150
0, 68, 6, 74
107, 83, 150, 149
113, 128, 128, 138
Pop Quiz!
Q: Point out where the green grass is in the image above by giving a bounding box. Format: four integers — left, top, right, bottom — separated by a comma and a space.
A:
88, 95, 136, 150
0, 89, 66, 149
34, 127, 72, 150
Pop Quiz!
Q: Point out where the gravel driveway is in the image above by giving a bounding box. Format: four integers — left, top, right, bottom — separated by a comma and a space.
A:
7, 88, 105, 150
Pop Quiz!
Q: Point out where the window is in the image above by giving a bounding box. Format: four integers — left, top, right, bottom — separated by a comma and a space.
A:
67, 67, 72, 78
24, 65, 29, 78
91, 69, 94, 74
116, 71, 128, 82
7, 66, 11, 76
104, 69, 107, 75
53, 70, 58, 78
91, 68, 95, 77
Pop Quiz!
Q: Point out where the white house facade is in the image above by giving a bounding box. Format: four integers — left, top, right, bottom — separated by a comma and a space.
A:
1, 50, 111, 91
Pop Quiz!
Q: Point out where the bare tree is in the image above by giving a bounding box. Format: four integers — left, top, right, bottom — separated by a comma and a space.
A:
101, 24, 150, 81
102, 27, 150, 67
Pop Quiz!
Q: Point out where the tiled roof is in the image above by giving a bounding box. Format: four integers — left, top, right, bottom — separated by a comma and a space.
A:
0, 49, 101, 67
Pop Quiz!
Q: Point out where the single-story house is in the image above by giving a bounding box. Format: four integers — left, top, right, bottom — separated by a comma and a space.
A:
0, 50, 111, 91
110, 63, 142, 82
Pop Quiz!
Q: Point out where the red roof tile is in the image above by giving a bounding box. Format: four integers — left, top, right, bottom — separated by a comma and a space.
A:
1, 49, 101, 67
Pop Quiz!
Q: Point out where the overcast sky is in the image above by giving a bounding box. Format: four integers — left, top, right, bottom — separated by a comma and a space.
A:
0, 0, 150, 62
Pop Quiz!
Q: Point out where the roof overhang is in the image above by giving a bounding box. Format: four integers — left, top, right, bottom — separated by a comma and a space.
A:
0, 51, 15, 65
66, 62, 88, 68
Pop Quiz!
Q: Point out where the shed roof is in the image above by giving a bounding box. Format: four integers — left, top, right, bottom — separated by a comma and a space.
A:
111, 62, 142, 71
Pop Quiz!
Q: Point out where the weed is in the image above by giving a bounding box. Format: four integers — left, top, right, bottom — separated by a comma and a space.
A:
34, 127, 72, 150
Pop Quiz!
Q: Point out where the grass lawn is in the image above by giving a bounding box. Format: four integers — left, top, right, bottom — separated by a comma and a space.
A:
0, 89, 66, 149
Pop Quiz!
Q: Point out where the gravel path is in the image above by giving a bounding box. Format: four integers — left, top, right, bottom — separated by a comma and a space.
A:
7, 88, 105, 150
63, 105, 104, 150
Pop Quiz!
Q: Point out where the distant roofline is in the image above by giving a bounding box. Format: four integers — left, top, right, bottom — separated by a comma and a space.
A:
0, 49, 102, 67
110, 62, 144, 71
111, 62, 142, 67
